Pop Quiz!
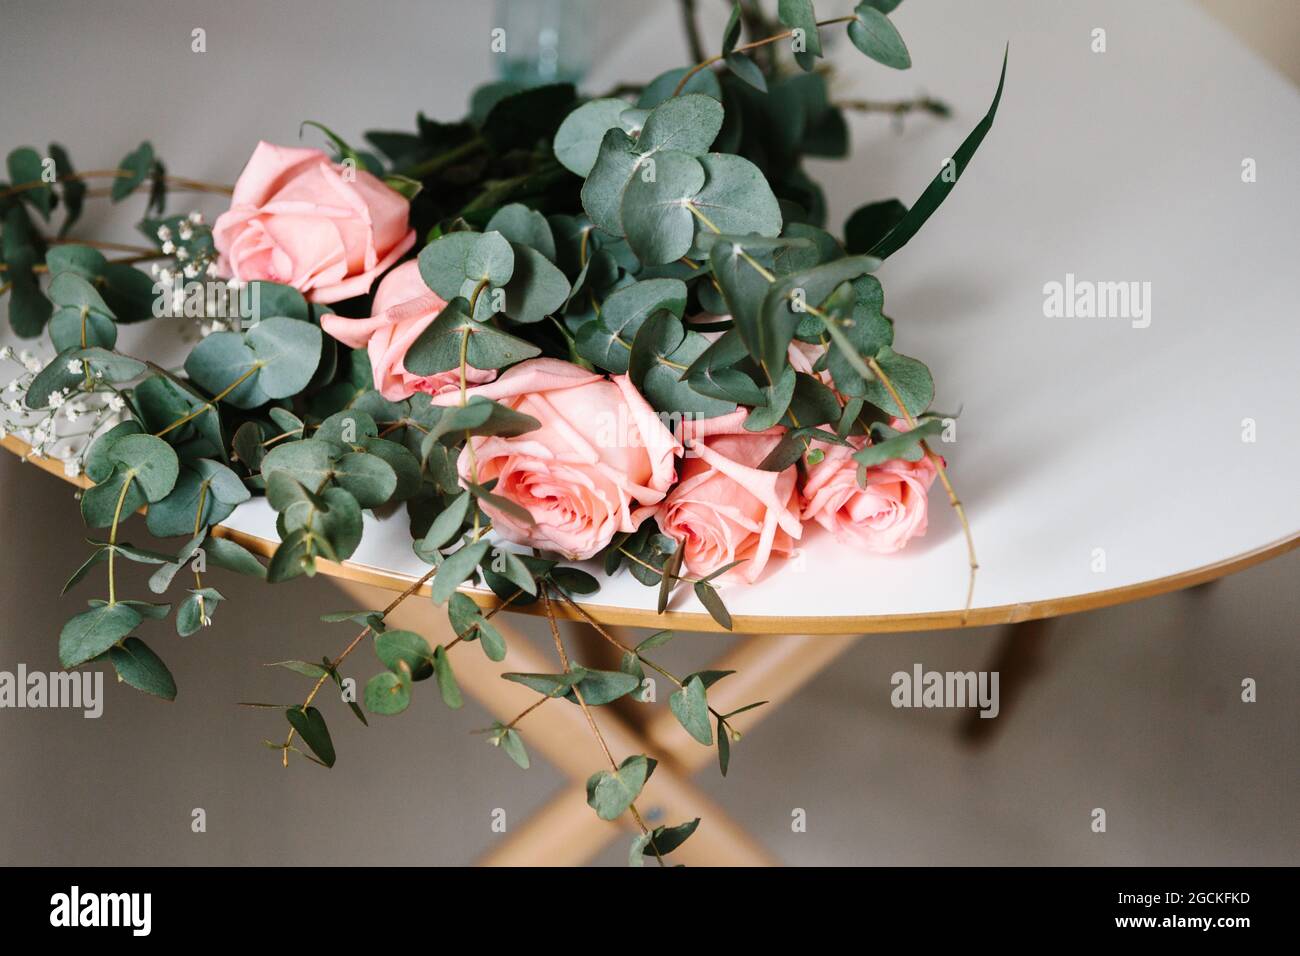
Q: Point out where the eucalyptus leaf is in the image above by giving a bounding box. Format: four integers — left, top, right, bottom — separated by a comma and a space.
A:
486, 204, 557, 262
574, 277, 686, 373
375, 629, 435, 681
111, 142, 155, 201
365, 670, 412, 715
404, 297, 541, 375
859, 346, 934, 418
8, 146, 54, 219
643, 818, 701, 856
848, 4, 911, 69
586, 754, 651, 821
669, 675, 713, 745
493, 242, 569, 324
430, 540, 490, 604
285, 706, 336, 767
59, 603, 142, 667
107, 637, 177, 700
686, 153, 782, 257
621, 151, 705, 266
554, 98, 630, 176
851, 418, 943, 468
779, 0, 824, 69
433, 645, 462, 709
417, 231, 514, 302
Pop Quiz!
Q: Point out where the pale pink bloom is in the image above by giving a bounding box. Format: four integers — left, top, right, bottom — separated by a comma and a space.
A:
214, 141, 415, 303
319, 261, 495, 401
800, 428, 937, 553
432, 359, 682, 560
657, 409, 802, 584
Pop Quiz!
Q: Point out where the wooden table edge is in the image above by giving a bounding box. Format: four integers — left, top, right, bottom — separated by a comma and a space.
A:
7, 434, 1298, 634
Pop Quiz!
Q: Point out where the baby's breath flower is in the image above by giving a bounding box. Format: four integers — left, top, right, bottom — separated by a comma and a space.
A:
66, 358, 84, 375
107, 394, 126, 413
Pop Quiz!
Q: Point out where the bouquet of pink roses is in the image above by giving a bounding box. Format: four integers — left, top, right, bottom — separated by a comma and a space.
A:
1, 0, 1000, 862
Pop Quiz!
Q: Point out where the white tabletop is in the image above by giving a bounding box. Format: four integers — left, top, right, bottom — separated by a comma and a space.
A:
4, 0, 1298, 631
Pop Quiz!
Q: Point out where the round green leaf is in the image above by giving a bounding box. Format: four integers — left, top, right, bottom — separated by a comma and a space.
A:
554, 98, 632, 177
488, 243, 569, 324
184, 331, 266, 408
331, 452, 397, 509
247, 317, 322, 399
686, 153, 782, 257
261, 438, 336, 491
365, 670, 412, 715
106, 433, 180, 502
621, 151, 706, 266
418, 231, 515, 301
375, 629, 434, 681
485, 204, 557, 262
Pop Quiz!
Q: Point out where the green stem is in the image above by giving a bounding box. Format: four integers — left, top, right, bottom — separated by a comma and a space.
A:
396, 137, 486, 180
193, 481, 209, 621
671, 15, 857, 97
154, 363, 262, 438
106, 474, 134, 606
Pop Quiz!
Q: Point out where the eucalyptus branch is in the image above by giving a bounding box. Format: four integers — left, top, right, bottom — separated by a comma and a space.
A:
501, 692, 551, 731
797, 298, 978, 617
550, 585, 732, 727
153, 364, 263, 438
281, 564, 440, 764
0, 169, 233, 201
690, 202, 981, 618
671, 15, 857, 96
0, 237, 162, 274
865, 354, 978, 617
540, 587, 665, 865
836, 95, 951, 119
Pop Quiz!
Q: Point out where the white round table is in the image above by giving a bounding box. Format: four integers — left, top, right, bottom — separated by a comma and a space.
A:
4, 0, 1297, 634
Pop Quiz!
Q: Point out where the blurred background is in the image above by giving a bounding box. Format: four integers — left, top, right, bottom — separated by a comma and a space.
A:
1, 0, 1297, 865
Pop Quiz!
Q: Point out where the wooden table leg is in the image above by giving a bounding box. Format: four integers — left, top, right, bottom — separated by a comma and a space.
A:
484, 632, 864, 866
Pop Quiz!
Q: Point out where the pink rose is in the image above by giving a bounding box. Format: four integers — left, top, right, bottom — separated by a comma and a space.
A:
433, 359, 682, 560
799, 431, 937, 553
319, 261, 495, 401
214, 141, 416, 304
658, 410, 802, 584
